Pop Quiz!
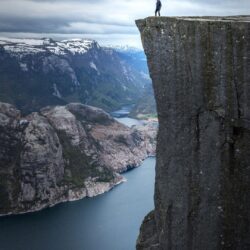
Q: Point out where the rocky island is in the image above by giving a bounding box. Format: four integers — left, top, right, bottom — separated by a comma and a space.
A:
0, 102, 156, 215
136, 16, 250, 249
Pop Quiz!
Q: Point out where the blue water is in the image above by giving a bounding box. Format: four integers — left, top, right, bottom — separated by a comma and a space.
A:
0, 158, 155, 250
111, 106, 132, 118
112, 106, 143, 127
0, 112, 155, 250
115, 117, 142, 127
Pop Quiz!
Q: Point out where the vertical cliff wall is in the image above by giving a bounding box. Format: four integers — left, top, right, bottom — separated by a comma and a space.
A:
136, 16, 250, 250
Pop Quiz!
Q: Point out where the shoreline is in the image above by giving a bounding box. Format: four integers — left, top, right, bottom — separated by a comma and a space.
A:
0, 175, 127, 218
0, 156, 156, 217
0, 108, 156, 218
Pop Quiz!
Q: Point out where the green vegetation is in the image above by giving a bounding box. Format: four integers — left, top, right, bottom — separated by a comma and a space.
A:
57, 130, 114, 188
129, 84, 157, 119
0, 178, 10, 210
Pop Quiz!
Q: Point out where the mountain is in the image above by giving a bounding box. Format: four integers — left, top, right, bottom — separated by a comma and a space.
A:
129, 84, 157, 119
0, 37, 150, 114
106, 44, 150, 78
0, 102, 156, 215
106, 45, 157, 118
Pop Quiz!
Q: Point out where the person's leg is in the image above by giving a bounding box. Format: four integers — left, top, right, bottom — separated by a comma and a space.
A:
155, 10, 157, 16
158, 11, 161, 16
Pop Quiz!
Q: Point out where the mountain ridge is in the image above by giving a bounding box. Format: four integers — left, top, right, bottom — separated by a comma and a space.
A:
0, 37, 150, 114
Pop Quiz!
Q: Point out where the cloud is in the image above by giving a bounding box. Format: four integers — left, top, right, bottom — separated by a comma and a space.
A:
0, 0, 249, 47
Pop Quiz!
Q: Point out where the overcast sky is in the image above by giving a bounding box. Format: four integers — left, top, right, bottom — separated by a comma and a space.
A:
0, 0, 249, 47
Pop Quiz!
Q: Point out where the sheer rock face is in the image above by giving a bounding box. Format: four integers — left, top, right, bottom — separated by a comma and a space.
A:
136, 16, 250, 250
0, 102, 156, 215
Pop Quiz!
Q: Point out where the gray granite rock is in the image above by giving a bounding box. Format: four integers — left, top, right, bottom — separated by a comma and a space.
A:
0, 102, 156, 215
136, 16, 250, 249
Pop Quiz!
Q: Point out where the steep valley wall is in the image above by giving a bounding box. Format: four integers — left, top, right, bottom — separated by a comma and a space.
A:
136, 16, 250, 250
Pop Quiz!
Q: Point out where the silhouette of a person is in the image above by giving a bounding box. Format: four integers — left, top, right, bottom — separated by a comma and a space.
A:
155, 0, 162, 16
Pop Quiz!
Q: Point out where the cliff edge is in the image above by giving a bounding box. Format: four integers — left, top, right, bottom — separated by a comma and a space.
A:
136, 16, 250, 249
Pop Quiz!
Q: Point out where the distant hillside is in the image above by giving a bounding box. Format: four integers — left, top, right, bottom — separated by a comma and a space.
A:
105, 45, 150, 77
0, 102, 156, 215
129, 84, 157, 119
107, 45, 156, 118
0, 38, 151, 114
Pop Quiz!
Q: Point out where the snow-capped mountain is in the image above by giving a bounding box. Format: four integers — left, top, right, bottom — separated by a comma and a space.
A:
105, 44, 142, 53
0, 37, 150, 114
0, 37, 98, 56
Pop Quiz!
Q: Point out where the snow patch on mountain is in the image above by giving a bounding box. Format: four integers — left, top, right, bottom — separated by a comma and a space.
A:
46, 46, 67, 56
0, 37, 97, 56
121, 62, 134, 82
105, 45, 142, 53
19, 63, 28, 72
3, 45, 45, 55
59, 39, 97, 55
122, 85, 128, 91
90, 61, 100, 75
53, 83, 62, 98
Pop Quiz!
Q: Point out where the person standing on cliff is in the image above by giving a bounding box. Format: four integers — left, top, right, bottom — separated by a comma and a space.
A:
155, 0, 162, 16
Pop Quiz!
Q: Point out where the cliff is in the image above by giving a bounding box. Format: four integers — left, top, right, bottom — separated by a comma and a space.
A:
136, 16, 250, 249
0, 102, 156, 215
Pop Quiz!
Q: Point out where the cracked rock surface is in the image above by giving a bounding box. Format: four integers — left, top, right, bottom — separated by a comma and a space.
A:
136, 16, 250, 250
